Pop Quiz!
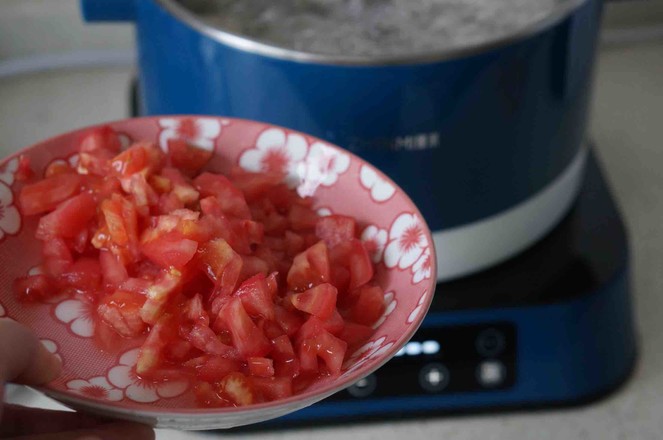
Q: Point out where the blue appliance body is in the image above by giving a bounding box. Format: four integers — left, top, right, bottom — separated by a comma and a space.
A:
82, 0, 605, 281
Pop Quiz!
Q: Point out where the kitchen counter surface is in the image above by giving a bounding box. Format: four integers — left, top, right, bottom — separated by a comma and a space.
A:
1, 40, 662, 440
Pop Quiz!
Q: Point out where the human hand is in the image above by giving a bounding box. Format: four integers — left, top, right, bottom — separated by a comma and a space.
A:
0, 319, 155, 439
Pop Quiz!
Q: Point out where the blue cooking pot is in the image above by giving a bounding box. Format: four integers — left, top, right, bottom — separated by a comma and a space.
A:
81, 0, 603, 281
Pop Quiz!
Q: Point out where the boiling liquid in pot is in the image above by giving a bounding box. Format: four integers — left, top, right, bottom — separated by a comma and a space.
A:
177, 0, 573, 57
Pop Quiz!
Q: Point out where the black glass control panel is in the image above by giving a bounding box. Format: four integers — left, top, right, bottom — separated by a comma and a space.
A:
330, 323, 517, 399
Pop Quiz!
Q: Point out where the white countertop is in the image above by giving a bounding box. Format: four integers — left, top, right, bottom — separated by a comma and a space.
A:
1, 40, 662, 440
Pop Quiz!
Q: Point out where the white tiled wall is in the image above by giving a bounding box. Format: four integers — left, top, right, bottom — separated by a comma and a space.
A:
0, 0, 133, 58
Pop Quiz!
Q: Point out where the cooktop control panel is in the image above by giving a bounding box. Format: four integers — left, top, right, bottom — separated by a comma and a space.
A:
329, 323, 517, 400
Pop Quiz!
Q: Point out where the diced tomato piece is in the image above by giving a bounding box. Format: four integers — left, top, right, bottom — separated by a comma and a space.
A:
251, 377, 293, 401
167, 139, 213, 176
248, 357, 275, 377
14, 274, 56, 302
216, 372, 255, 407
331, 239, 374, 290
239, 256, 270, 283
322, 308, 345, 335
315, 215, 356, 248
19, 173, 83, 215
149, 174, 172, 194
182, 323, 238, 358
349, 285, 385, 326
42, 237, 73, 277
78, 149, 114, 176
136, 313, 177, 376
331, 266, 351, 301
194, 172, 251, 219
158, 192, 185, 214
265, 272, 279, 298
97, 290, 146, 337
298, 324, 347, 376
140, 268, 182, 324
101, 194, 139, 249
79, 125, 122, 153
72, 227, 90, 254
119, 277, 151, 295
58, 257, 101, 291
45, 160, 73, 178
141, 232, 198, 269
271, 335, 300, 379
122, 174, 159, 209
287, 241, 331, 292
290, 283, 337, 320
16, 155, 33, 182
198, 238, 242, 298
183, 293, 209, 326
234, 274, 275, 321
185, 356, 242, 383
193, 382, 228, 408
219, 297, 270, 358
229, 168, 283, 201
165, 340, 194, 362
284, 231, 305, 257
338, 322, 374, 352
110, 141, 163, 178
288, 204, 318, 231
99, 249, 128, 287
312, 329, 347, 375
274, 304, 305, 337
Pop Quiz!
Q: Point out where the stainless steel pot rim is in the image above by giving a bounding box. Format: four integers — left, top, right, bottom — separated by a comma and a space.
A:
155, 0, 589, 66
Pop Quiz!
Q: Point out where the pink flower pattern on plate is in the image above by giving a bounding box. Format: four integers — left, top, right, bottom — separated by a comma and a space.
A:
0, 157, 18, 186
359, 165, 395, 202
0, 182, 21, 241
412, 247, 432, 283
343, 336, 395, 375
239, 128, 308, 188
407, 290, 429, 324
372, 291, 396, 329
67, 377, 123, 402
108, 349, 189, 403
383, 213, 428, 271
41, 339, 62, 363
361, 225, 388, 264
158, 117, 223, 152
296, 142, 350, 197
54, 298, 95, 337
316, 207, 332, 217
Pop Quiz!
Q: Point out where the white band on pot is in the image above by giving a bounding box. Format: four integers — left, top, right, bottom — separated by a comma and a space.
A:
435, 146, 588, 282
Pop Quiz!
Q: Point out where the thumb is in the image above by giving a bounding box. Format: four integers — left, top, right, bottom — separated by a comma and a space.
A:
0, 319, 61, 385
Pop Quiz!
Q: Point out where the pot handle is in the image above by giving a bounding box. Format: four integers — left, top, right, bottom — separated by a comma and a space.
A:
80, 0, 135, 22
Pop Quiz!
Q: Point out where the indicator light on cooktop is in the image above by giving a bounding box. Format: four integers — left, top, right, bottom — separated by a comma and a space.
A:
394, 340, 440, 357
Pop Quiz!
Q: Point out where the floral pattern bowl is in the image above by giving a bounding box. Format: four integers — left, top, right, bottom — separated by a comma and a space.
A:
0, 116, 436, 430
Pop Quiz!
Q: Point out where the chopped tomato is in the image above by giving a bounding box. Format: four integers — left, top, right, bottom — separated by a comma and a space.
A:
35, 192, 96, 240
349, 285, 385, 326
316, 215, 356, 248
198, 238, 242, 299
290, 283, 337, 320
287, 241, 331, 292
251, 376, 293, 401
80, 125, 122, 153
217, 372, 255, 406
167, 139, 213, 176
16, 155, 33, 181
19, 173, 83, 215
185, 356, 242, 383
16, 125, 389, 408
234, 274, 275, 321
194, 172, 251, 219
141, 232, 198, 269
219, 297, 270, 358
14, 274, 56, 302
248, 357, 275, 377
97, 290, 146, 337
